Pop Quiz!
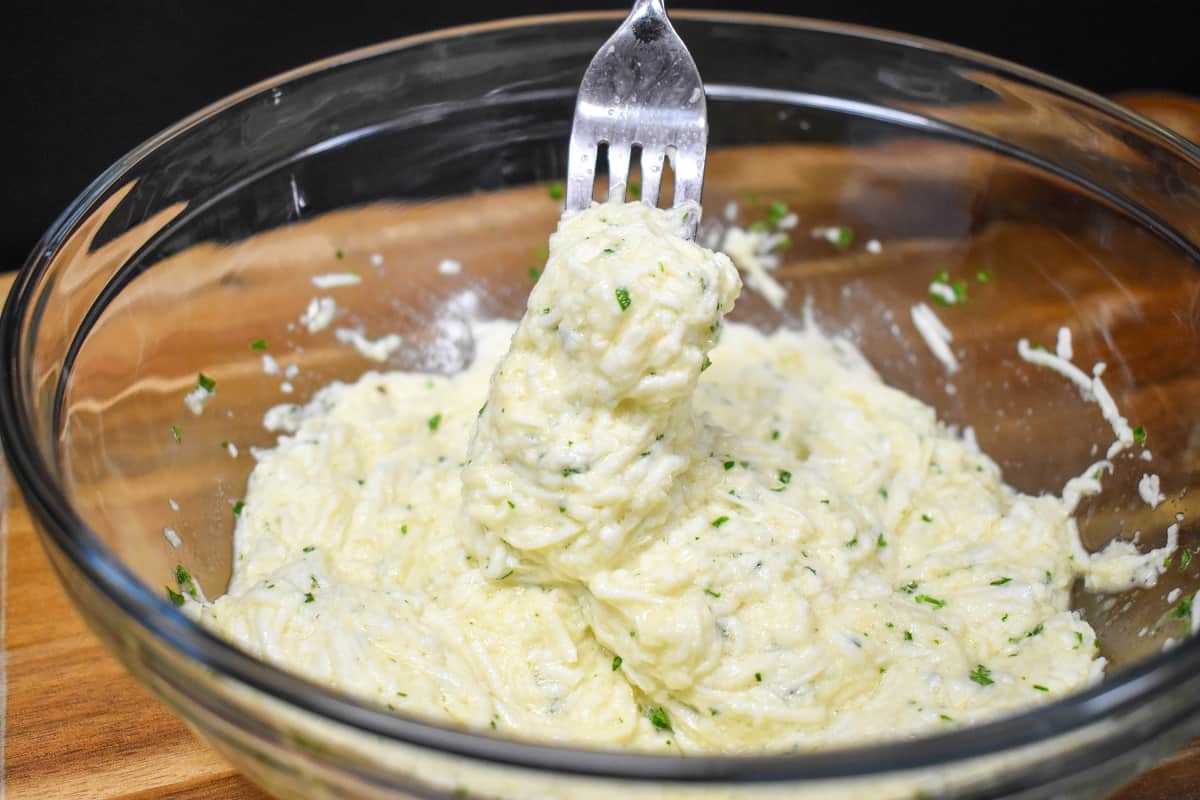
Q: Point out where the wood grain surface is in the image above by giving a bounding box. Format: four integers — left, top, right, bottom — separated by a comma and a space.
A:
3, 92, 1200, 800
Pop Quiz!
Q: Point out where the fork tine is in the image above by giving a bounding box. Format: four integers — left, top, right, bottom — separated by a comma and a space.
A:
565, 131, 598, 211
606, 142, 632, 202
639, 146, 665, 207
672, 148, 705, 207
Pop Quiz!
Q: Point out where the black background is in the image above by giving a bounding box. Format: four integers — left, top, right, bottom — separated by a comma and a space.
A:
3, 0, 1196, 269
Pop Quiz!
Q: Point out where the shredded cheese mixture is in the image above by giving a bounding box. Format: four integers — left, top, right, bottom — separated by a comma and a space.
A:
193, 202, 1170, 753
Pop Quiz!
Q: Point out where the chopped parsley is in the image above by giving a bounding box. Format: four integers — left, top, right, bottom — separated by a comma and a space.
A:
1171, 593, 1194, 619
639, 451, 651, 457
921, 514, 933, 523
704, 588, 721, 598
250, 338, 268, 351
165, 586, 185, 607
915, 594, 946, 609
976, 269, 992, 283
171, 424, 182, 444
771, 430, 781, 440
547, 182, 564, 200
612, 655, 623, 671
846, 537, 859, 548
615, 287, 631, 311
723, 460, 735, 470
302, 545, 316, 553
1133, 425, 1147, 444
1182, 548, 1194, 571
711, 515, 730, 528
755, 672, 763, 682
879, 488, 888, 499
990, 577, 1012, 586
528, 267, 542, 283
778, 469, 792, 485
628, 180, 641, 196
562, 467, 582, 477
969, 664, 994, 686
1032, 684, 1050, 692
304, 592, 315, 603
767, 201, 788, 226
647, 706, 672, 732
1026, 623, 1044, 638
877, 533, 887, 548
427, 413, 442, 432
903, 630, 913, 641
700, 355, 712, 372
833, 226, 853, 250
197, 373, 216, 393
506, 499, 516, 509
335, 249, 344, 260
232, 500, 244, 516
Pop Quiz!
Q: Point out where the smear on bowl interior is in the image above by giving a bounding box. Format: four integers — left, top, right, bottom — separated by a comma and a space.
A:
184, 201, 1174, 753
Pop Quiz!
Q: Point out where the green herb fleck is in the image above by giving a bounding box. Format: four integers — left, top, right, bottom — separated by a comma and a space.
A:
771, 430, 780, 440
990, 577, 1012, 586
547, 182, 564, 200
705, 588, 721, 598
401, 525, 408, 534
904, 630, 913, 641
335, 249, 344, 260
171, 424, 182, 444
166, 586, 185, 607
302, 545, 316, 553
1182, 549, 1194, 571
755, 672, 763, 682
615, 287, 631, 311
562, 467, 582, 477
700, 355, 713, 372
721, 460, 735, 471
612, 655, 623, 671
1133, 425, 1147, 444
767, 201, 788, 226
506, 499, 516, 509
648, 706, 672, 732
233, 500, 245, 516
778, 469, 792, 485
640, 451, 651, 457
921, 513, 933, 523
969, 664, 994, 686
1027, 623, 1044, 638
712, 515, 730, 528
629, 180, 641, 196
879, 488, 888, 499
940, 713, 953, 721
846, 537, 859, 548
197, 373, 216, 393
1171, 593, 1194, 619
976, 270, 992, 283
528, 267, 541, 283
915, 594, 946, 609
250, 338, 267, 351
951, 280, 968, 304
833, 226, 853, 250
877, 533, 887, 548
304, 592, 315, 603
427, 413, 442, 432
1032, 684, 1050, 692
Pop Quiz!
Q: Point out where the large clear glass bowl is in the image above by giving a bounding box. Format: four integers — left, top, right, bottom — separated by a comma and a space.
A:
3, 11, 1200, 799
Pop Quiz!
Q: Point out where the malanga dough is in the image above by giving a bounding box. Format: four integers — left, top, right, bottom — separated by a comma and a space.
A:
194, 202, 1157, 752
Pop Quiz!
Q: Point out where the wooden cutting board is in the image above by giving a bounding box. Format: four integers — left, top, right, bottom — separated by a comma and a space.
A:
3, 92, 1200, 800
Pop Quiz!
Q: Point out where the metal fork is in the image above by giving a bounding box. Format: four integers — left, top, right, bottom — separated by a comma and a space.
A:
564, 0, 707, 237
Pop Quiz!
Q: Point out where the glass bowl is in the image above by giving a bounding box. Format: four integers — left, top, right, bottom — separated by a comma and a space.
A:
4, 11, 1200, 799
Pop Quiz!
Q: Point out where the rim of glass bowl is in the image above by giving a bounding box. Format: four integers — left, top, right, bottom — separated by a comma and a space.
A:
4, 10, 1200, 786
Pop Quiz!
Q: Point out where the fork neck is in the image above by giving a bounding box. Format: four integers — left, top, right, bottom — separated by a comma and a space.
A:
630, 0, 668, 19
